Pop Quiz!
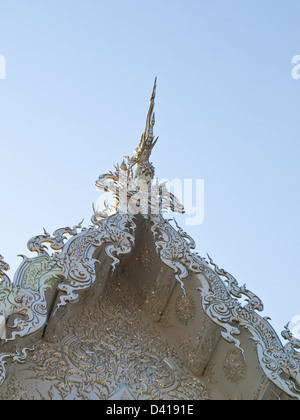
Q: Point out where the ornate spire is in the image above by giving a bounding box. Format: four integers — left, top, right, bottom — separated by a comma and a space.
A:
125, 78, 159, 179
144, 76, 157, 146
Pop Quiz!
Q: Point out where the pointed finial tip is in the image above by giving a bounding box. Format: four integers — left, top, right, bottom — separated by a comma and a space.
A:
151, 77, 157, 100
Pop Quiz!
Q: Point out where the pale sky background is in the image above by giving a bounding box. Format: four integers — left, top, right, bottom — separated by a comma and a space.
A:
0, 0, 299, 340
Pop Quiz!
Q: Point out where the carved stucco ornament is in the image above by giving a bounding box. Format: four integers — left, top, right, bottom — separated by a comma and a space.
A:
0, 277, 211, 401
223, 349, 248, 384
175, 293, 196, 326
0, 79, 299, 400
153, 218, 300, 399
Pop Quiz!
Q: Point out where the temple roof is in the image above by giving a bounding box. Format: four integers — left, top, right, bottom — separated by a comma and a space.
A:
0, 81, 299, 400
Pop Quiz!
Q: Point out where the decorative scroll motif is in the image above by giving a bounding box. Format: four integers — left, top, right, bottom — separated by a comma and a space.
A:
175, 293, 196, 326
0, 256, 15, 316
206, 255, 264, 313
0, 277, 211, 400
0, 254, 62, 331
14, 255, 61, 290
0, 213, 136, 388
0, 256, 10, 278
272, 325, 300, 394
150, 214, 300, 400
282, 324, 300, 360
0, 252, 63, 386
54, 212, 136, 311
151, 215, 207, 294
223, 349, 248, 384
203, 258, 300, 399
0, 80, 299, 401
0, 344, 38, 392
27, 221, 84, 256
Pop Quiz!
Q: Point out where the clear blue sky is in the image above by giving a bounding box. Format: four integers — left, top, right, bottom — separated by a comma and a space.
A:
0, 0, 299, 339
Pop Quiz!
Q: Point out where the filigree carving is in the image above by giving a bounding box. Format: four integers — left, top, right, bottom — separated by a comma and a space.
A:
223, 349, 248, 384
0, 255, 10, 278
93, 79, 184, 222
206, 255, 264, 313
1, 209, 299, 399
151, 215, 203, 294
0, 344, 37, 388
179, 318, 219, 377
202, 258, 300, 399
137, 246, 154, 272
0, 277, 211, 400
144, 271, 176, 322
0, 80, 299, 401
125, 77, 158, 177
180, 329, 206, 367
27, 221, 84, 256
0, 253, 62, 345
0, 253, 62, 384
150, 214, 300, 399
0, 256, 15, 317
54, 213, 136, 312
94, 170, 184, 221
175, 293, 196, 326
